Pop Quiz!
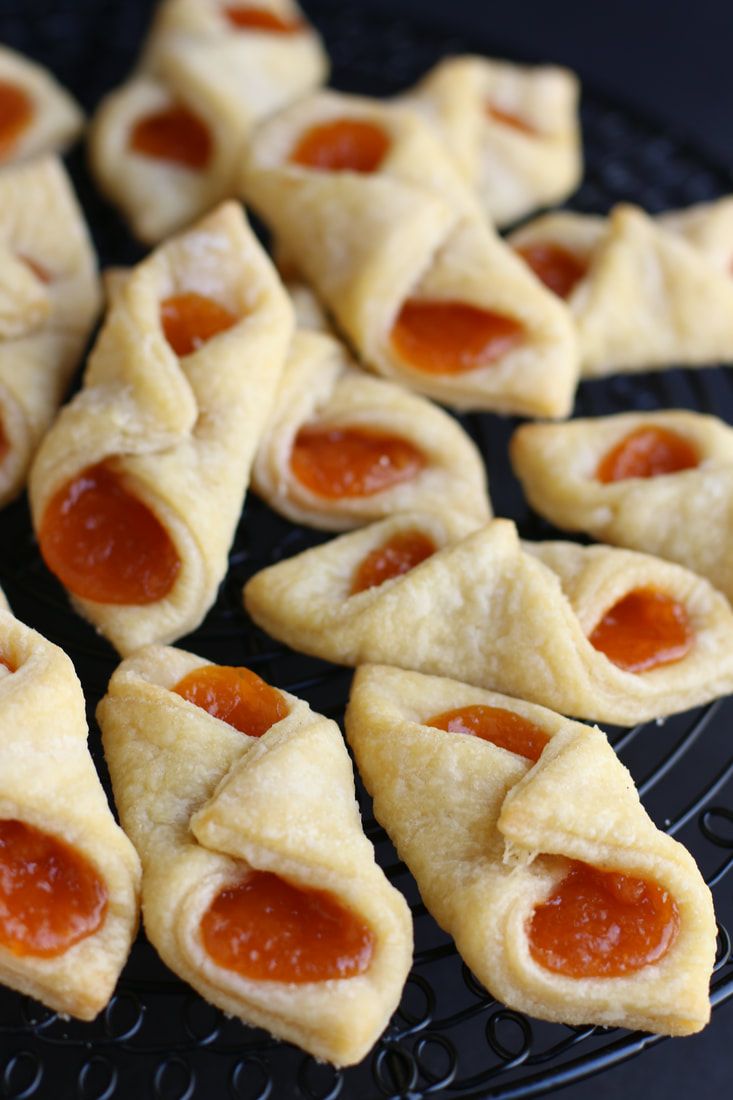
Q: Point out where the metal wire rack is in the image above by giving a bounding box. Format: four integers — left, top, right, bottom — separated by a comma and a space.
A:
0, 0, 733, 1097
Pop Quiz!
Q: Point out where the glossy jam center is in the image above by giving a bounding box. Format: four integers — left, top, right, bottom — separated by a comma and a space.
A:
596, 426, 700, 483
291, 425, 425, 499
351, 529, 436, 594
588, 588, 693, 674
289, 118, 391, 173
201, 870, 374, 982
528, 860, 679, 978
224, 5, 303, 31
391, 300, 524, 374
0, 80, 33, 160
130, 104, 212, 169
160, 293, 238, 357
0, 820, 107, 958
426, 705, 550, 762
486, 103, 536, 134
516, 243, 588, 299
173, 665, 289, 737
38, 461, 181, 605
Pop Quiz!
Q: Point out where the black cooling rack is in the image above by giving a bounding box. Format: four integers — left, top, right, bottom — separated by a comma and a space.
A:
1, 1, 733, 1097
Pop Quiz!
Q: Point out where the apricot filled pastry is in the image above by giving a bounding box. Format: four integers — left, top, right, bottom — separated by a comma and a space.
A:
0, 601, 141, 1020
399, 56, 582, 228
98, 647, 412, 1066
345, 666, 715, 1035
0, 157, 101, 509
89, 0, 327, 243
510, 205, 733, 377
29, 202, 293, 655
511, 410, 733, 604
252, 325, 491, 530
244, 516, 733, 725
0, 45, 83, 167
243, 90, 579, 417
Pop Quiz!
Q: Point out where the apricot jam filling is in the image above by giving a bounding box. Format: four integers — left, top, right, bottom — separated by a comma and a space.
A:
173, 665, 289, 737
200, 870, 374, 982
350, 529, 436, 595
38, 461, 181, 605
529, 860, 679, 978
290, 425, 425, 499
486, 103, 536, 135
18, 255, 52, 284
130, 104, 212, 169
391, 300, 524, 375
588, 588, 693, 674
0, 415, 8, 463
515, 243, 587, 300
0, 80, 33, 160
160, 293, 238, 357
596, 426, 699, 483
0, 820, 107, 958
289, 118, 391, 174
426, 705, 550, 762
224, 5, 304, 31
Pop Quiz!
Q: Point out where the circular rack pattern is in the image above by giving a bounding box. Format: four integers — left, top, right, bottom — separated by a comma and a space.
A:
1, 0, 733, 1097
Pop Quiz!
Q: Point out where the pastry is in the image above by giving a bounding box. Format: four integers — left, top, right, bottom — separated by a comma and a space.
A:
658, 195, 733, 276
98, 646, 412, 1066
0, 156, 101, 509
242, 89, 579, 417
244, 516, 733, 724
252, 321, 491, 530
0, 45, 83, 167
399, 55, 582, 228
345, 665, 715, 1036
0, 597, 141, 1020
29, 202, 293, 655
89, 0, 328, 243
509, 205, 733, 377
511, 410, 733, 605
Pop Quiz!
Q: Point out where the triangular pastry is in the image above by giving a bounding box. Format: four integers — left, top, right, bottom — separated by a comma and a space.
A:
509, 204, 733, 377
658, 196, 733, 275
398, 56, 582, 228
98, 646, 412, 1066
244, 516, 733, 724
0, 597, 141, 1020
345, 666, 715, 1036
0, 157, 101, 509
0, 45, 83, 167
252, 320, 491, 530
243, 90, 579, 417
29, 202, 293, 655
511, 410, 733, 604
89, 0, 327, 243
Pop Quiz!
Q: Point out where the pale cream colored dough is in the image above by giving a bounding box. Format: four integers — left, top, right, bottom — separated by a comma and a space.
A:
0, 46, 83, 167
98, 645, 412, 1066
345, 665, 715, 1036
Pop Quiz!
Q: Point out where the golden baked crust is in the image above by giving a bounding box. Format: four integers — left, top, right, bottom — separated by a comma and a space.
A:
244, 516, 733, 724
98, 646, 412, 1066
0, 157, 100, 509
345, 665, 715, 1036
0, 602, 141, 1020
399, 55, 582, 228
243, 89, 579, 417
0, 45, 83, 166
29, 202, 293, 655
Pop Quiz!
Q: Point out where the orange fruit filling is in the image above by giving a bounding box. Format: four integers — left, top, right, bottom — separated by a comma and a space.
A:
426, 704, 550, 762
391, 299, 524, 374
160, 292, 238, 357
224, 5, 303, 31
290, 425, 425, 499
173, 665, 289, 737
588, 588, 693, 674
596, 426, 699, 483
350, 529, 436, 594
486, 103, 536, 134
130, 104, 212, 169
0, 80, 33, 160
515, 242, 588, 299
289, 118, 390, 174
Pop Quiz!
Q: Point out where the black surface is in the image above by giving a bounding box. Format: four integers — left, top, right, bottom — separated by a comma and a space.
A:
1, 2, 733, 1098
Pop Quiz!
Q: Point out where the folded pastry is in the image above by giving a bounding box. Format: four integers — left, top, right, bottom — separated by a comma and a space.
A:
0, 45, 83, 167
0, 599, 141, 1020
252, 323, 491, 530
398, 56, 582, 228
345, 665, 715, 1035
658, 195, 733, 276
511, 410, 733, 604
98, 646, 412, 1065
0, 156, 101, 509
29, 202, 293, 655
89, 0, 327, 242
244, 516, 733, 724
509, 205, 733, 377
243, 89, 579, 417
